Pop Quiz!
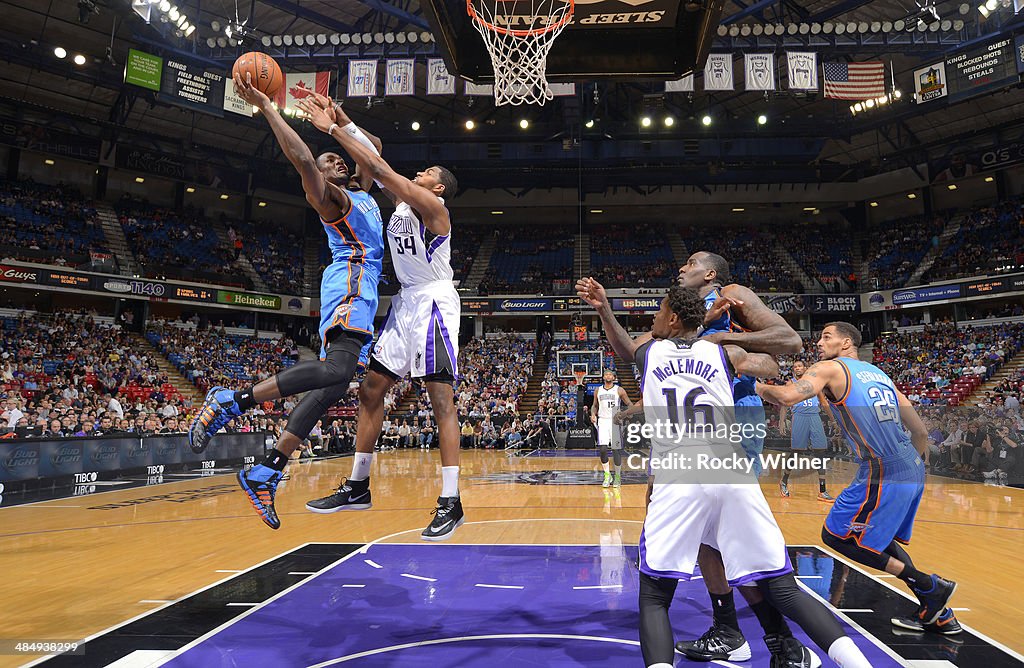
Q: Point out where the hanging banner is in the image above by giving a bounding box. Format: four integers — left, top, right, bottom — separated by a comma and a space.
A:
223, 83, 253, 117
276, 72, 330, 111
704, 54, 733, 90
665, 73, 694, 92
465, 81, 494, 96
744, 53, 775, 91
427, 58, 455, 95
347, 60, 378, 97
913, 62, 947, 103
385, 59, 415, 96
787, 52, 818, 90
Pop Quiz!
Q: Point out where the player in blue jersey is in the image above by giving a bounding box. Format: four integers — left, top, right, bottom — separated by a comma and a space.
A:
579, 253, 832, 668
779, 360, 834, 501
757, 321, 963, 636
187, 72, 386, 530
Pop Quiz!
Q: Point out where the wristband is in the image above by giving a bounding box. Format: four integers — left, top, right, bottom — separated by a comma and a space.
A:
326, 123, 338, 136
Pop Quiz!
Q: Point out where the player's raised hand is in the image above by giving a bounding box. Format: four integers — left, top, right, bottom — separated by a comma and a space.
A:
576, 277, 608, 310
296, 98, 334, 133
704, 295, 743, 327
233, 72, 271, 109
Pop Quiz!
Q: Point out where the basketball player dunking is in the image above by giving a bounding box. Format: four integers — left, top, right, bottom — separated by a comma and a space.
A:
296, 97, 466, 540
592, 370, 633, 488
779, 360, 834, 501
601, 284, 872, 668
187, 73, 386, 530
578, 252, 821, 666
757, 322, 962, 636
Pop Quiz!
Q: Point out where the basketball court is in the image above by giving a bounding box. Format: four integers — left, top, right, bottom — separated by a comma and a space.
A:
3, 450, 1022, 667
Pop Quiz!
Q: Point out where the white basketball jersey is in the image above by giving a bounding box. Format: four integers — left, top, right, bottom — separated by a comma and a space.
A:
386, 199, 453, 287
640, 338, 735, 446
596, 385, 621, 419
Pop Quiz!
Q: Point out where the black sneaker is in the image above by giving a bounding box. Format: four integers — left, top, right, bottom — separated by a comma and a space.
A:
421, 496, 465, 541
913, 574, 957, 625
305, 479, 372, 513
892, 607, 963, 635
675, 623, 751, 662
765, 634, 822, 668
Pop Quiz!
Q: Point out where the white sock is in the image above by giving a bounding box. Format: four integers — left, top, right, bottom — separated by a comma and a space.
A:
350, 453, 373, 481
827, 637, 871, 668
441, 465, 460, 497
602, 461, 610, 473
648, 664, 674, 668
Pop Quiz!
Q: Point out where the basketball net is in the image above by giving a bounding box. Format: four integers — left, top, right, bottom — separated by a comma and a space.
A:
573, 369, 587, 389
467, 0, 574, 106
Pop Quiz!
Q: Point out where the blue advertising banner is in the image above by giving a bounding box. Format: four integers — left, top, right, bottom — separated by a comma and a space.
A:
892, 284, 962, 305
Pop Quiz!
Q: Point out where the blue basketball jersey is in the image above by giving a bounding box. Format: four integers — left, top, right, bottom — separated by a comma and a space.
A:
321, 189, 384, 272
700, 288, 756, 401
827, 358, 914, 461
792, 393, 820, 416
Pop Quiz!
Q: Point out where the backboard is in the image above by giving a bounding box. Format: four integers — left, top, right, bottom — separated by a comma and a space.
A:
421, 0, 725, 82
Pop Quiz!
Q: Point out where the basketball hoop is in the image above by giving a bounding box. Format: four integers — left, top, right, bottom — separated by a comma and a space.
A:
467, 0, 574, 106
573, 369, 587, 388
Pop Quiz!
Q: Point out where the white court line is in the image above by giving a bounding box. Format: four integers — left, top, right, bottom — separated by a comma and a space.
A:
802, 544, 1024, 663
214, 570, 242, 573
573, 585, 622, 590
288, 572, 318, 576
20, 542, 322, 668
364, 559, 382, 569
153, 546, 367, 667
400, 573, 437, 583
341, 584, 365, 588
475, 584, 525, 590
950, 608, 971, 612
225, 603, 259, 607
102, 649, 176, 668
838, 609, 875, 613
796, 575, 823, 579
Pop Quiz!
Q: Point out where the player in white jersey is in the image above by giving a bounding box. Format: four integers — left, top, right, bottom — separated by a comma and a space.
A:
590, 284, 872, 668
591, 370, 633, 487
297, 98, 465, 541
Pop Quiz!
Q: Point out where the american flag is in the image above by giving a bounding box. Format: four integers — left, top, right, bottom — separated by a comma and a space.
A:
823, 61, 886, 100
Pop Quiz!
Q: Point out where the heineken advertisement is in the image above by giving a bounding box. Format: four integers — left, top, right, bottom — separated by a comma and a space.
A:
217, 290, 282, 310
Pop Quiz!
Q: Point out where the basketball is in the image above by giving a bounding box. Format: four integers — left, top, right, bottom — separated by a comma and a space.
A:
232, 51, 283, 98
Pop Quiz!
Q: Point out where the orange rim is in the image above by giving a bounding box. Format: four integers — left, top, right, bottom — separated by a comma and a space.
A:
467, 0, 574, 37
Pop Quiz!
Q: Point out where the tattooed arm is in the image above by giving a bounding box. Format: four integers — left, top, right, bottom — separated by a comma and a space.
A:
756, 360, 845, 407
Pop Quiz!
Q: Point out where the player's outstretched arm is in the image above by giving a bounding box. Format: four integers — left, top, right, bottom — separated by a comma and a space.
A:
896, 390, 929, 458
574, 276, 652, 362
723, 345, 780, 379
702, 284, 802, 354
756, 360, 840, 406
233, 73, 334, 218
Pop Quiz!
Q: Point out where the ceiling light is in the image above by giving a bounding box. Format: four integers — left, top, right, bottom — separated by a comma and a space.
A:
184, 23, 195, 37
185, 187, 195, 193
159, 0, 170, 11
411, 121, 421, 131
585, 120, 594, 128
220, 194, 229, 200
803, 207, 816, 211
664, 116, 674, 127
54, 47, 67, 59
701, 115, 712, 126
907, 193, 917, 199
984, 176, 994, 182
590, 209, 604, 214
869, 201, 878, 207
757, 114, 767, 125
491, 210, 503, 215
168, 7, 179, 21
44, 159, 54, 165
519, 119, 530, 129
732, 207, 745, 212
947, 184, 957, 190
258, 201, 267, 207
135, 177, 145, 183
465, 120, 475, 130
73, 54, 86, 65
641, 116, 652, 127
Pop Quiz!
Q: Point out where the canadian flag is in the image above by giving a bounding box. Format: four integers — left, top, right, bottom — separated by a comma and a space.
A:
275, 72, 331, 111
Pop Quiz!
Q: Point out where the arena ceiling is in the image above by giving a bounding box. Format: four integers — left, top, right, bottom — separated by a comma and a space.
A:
1, 0, 1023, 187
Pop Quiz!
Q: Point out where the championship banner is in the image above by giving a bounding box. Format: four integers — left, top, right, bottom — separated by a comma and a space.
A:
465, 81, 494, 96
223, 82, 253, 117
1016, 34, 1024, 73
744, 53, 775, 91
427, 59, 455, 95
665, 73, 694, 92
385, 59, 415, 96
347, 60, 378, 97
704, 54, 733, 91
276, 72, 330, 111
787, 52, 818, 91
914, 62, 947, 104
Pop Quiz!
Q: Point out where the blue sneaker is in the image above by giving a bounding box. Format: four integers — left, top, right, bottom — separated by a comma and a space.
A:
238, 465, 283, 530
188, 386, 242, 453
913, 574, 957, 625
